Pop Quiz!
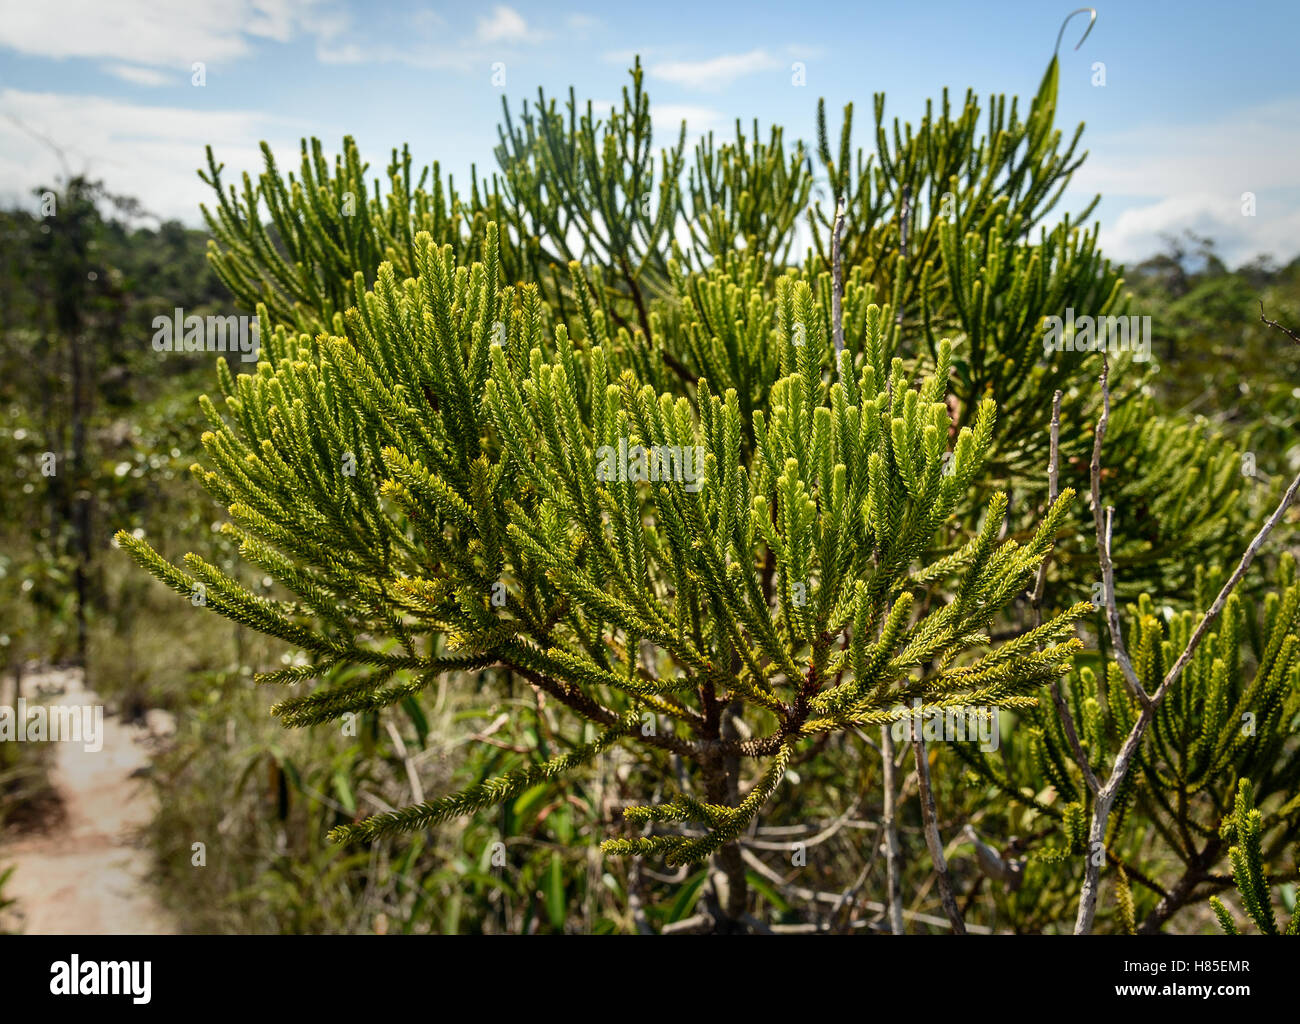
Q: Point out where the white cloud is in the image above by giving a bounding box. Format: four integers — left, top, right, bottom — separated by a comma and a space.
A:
312, 5, 545, 70
313, 36, 474, 72
1075, 97, 1300, 198
1070, 96, 1300, 265
655, 105, 727, 137
102, 64, 174, 87
476, 5, 546, 45
0, 0, 321, 68
648, 49, 781, 91
0, 1, 561, 76
1100, 192, 1300, 268
566, 13, 600, 35
0, 89, 307, 224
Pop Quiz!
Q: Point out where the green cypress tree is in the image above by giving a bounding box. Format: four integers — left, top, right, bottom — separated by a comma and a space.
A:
118, 218, 1086, 913
117, 33, 1296, 931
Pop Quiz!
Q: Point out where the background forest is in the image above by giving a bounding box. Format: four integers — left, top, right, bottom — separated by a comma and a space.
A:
2, 48, 1299, 935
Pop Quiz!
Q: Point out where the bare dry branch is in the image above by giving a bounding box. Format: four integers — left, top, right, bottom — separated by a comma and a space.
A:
1030, 389, 1064, 623
1089, 357, 1149, 706
1031, 389, 1101, 795
1260, 301, 1300, 345
832, 193, 847, 355
912, 733, 967, 934
1075, 418, 1300, 933
880, 726, 906, 934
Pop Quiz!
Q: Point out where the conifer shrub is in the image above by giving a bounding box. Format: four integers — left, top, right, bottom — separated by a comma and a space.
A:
118, 220, 1085, 872
118, 43, 1298, 933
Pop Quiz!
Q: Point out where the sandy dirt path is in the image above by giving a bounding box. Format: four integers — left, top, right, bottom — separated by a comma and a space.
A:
2, 667, 175, 934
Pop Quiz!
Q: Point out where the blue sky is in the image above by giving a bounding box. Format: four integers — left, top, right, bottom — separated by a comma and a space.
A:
1, 0, 1298, 267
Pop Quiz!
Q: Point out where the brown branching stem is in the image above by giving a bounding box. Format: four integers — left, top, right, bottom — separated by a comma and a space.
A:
912, 733, 967, 933
1260, 301, 1300, 345
1089, 358, 1148, 707
1033, 389, 1101, 795
831, 193, 846, 356
1030, 390, 1063, 627
895, 184, 911, 330
1075, 360, 1300, 934
880, 726, 906, 934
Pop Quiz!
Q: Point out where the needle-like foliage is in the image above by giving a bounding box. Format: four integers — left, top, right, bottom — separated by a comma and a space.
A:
116, 48, 1292, 931
119, 222, 1087, 865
